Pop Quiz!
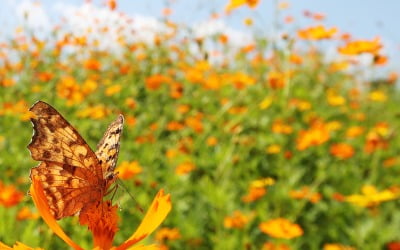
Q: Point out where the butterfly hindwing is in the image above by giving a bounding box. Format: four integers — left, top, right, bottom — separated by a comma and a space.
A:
95, 114, 124, 177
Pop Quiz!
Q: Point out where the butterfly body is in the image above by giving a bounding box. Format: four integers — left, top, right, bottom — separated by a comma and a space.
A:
28, 101, 123, 220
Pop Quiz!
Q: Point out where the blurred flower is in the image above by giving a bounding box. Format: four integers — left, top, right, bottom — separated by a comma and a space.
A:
338, 37, 382, 55
272, 119, 293, 134
330, 143, 355, 160
298, 25, 337, 40
387, 241, 400, 250
259, 218, 303, 239
185, 115, 203, 133
116, 161, 143, 180
251, 177, 275, 188
16, 207, 39, 221
323, 243, 355, 250
84, 58, 101, 71
289, 98, 311, 111
0, 181, 24, 207
266, 144, 281, 154
262, 242, 290, 250
76, 105, 110, 120
242, 186, 266, 203
383, 157, 398, 168
105, 84, 122, 96
146, 74, 172, 90
345, 185, 399, 208
225, 0, 260, 12
224, 211, 252, 229
327, 90, 346, 106
206, 136, 218, 146
106, 0, 117, 10
36, 71, 54, 82
346, 126, 364, 138
267, 71, 287, 89
155, 227, 181, 242
259, 96, 274, 110
368, 90, 387, 102
175, 162, 196, 176
289, 186, 322, 203
296, 121, 330, 150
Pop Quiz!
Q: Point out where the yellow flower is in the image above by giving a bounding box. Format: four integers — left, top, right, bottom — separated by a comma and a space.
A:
368, 90, 387, 102
298, 25, 338, 40
105, 84, 122, 96
266, 144, 281, 154
338, 37, 382, 55
345, 185, 399, 207
259, 96, 273, 110
250, 177, 275, 188
225, 0, 259, 12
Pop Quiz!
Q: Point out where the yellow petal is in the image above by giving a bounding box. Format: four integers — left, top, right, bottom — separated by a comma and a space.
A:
30, 177, 83, 250
116, 190, 171, 250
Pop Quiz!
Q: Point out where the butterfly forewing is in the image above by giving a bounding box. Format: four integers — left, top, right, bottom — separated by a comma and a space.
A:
28, 101, 123, 219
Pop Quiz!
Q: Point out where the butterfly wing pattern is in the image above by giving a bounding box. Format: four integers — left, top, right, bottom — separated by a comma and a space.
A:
28, 101, 123, 220
95, 114, 124, 181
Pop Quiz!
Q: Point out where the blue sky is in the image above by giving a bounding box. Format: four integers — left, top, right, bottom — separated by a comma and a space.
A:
1, 0, 399, 72
2, 0, 400, 41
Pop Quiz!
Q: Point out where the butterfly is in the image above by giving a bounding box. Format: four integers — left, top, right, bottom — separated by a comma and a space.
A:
28, 101, 124, 220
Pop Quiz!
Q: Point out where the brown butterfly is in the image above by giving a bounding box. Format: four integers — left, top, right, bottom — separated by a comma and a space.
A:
28, 101, 123, 220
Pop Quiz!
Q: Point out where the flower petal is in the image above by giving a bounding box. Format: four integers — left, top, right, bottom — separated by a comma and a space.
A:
30, 177, 83, 250
116, 189, 171, 250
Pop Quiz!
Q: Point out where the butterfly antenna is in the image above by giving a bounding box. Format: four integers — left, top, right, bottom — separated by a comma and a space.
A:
116, 178, 145, 214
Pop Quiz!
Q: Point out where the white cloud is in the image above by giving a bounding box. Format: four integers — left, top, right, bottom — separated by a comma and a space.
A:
15, 1, 50, 31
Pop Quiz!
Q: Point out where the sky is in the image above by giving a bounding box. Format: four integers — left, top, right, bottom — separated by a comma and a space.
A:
0, 0, 399, 72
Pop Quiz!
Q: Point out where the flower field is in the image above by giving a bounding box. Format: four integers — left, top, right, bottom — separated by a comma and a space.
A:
1, 1, 400, 249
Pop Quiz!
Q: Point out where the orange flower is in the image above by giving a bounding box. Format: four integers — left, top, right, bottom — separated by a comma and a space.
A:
383, 157, 397, 168
223, 211, 252, 229
37, 71, 54, 82
296, 122, 330, 151
84, 58, 101, 71
206, 136, 218, 146
323, 243, 355, 250
330, 143, 355, 159
0, 181, 24, 207
155, 227, 181, 241
175, 162, 196, 175
259, 218, 303, 239
262, 242, 290, 250
107, 0, 117, 10
167, 121, 184, 131
338, 37, 382, 55
298, 25, 338, 40
242, 186, 266, 203
185, 115, 203, 133
116, 161, 143, 180
145, 74, 172, 90
289, 186, 322, 203
272, 119, 293, 134
29, 177, 171, 250
267, 71, 286, 89
346, 126, 364, 138
16, 207, 39, 220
